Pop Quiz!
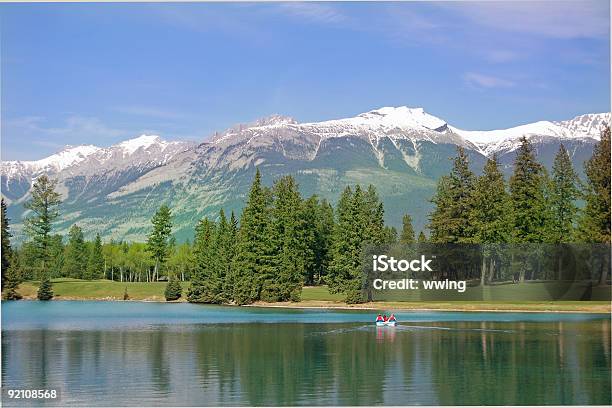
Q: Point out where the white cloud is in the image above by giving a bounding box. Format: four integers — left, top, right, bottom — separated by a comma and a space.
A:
446, 1, 609, 40
276, 3, 347, 25
464, 72, 516, 88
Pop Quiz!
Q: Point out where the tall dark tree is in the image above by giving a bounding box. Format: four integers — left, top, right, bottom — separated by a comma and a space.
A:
313, 199, 334, 285
164, 277, 182, 301
1, 198, 12, 287
146, 204, 173, 281
37, 275, 53, 301
509, 137, 548, 243
86, 234, 105, 280
578, 127, 611, 286
188, 217, 217, 303
231, 169, 272, 304
549, 144, 580, 242
2, 262, 22, 300
23, 175, 62, 275
48, 235, 65, 278
261, 176, 306, 302
469, 155, 512, 243
399, 214, 416, 244
428, 147, 475, 243
578, 127, 611, 243
63, 225, 87, 278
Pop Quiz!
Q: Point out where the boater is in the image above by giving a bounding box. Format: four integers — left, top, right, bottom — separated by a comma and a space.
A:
383, 315, 388, 322
376, 314, 384, 322
389, 314, 396, 322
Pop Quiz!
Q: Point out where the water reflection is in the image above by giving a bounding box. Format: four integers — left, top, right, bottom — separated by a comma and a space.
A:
2, 320, 610, 406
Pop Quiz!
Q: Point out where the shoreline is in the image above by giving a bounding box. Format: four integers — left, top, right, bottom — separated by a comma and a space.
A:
8, 296, 611, 313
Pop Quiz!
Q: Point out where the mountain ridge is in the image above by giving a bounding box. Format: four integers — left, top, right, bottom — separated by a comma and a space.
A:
1, 107, 608, 242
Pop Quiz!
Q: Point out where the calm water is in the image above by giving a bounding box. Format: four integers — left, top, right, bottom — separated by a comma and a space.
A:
1, 301, 610, 406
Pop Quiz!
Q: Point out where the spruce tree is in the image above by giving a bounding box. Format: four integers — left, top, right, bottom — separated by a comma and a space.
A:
509, 137, 549, 243
578, 127, 611, 243
549, 144, 580, 242
399, 214, 416, 244
37, 276, 53, 301
188, 218, 217, 302
23, 175, 62, 276
146, 205, 173, 282
261, 176, 306, 302
417, 231, 427, 242
86, 234, 105, 280
327, 186, 354, 295
1, 198, 12, 287
428, 147, 475, 243
164, 277, 182, 301
469, 155, 512, 243
48, 235, 64, 278
231, 169, 271, 305
3, 264, 22, 300
63, 225, 87, 278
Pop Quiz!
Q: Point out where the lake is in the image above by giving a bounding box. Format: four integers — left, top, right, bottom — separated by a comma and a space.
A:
1, 301, 610, 406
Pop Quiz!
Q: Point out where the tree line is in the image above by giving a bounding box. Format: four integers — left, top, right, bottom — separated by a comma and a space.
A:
1, 129, 610, 302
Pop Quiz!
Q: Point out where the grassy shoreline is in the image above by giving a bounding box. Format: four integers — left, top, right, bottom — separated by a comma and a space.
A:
6, 278, 611, 313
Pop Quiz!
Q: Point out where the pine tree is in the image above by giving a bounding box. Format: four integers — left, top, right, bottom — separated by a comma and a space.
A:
327, 186, 354, 295
428, 147, 475, 243
469, 155, 512, 243
164, 277, 182, 301
23, 175, 62, 276
301, 196, 320, 286
86, 234, 105, 280
261, 176, 306, 302
188, 217, 217, 302
146, 205, 173, 282
1, 198, 12, 287
509, 137, 549, 243
417, 231, 427, 242
3, 264, 22, 300
37, 276, 53, 301
48, 235, 64, 278
578, 127, 611, 243
63, 225, 87, 279
548, 144, 580, 242
231, 169, 272, 305
399, 214, 416, 244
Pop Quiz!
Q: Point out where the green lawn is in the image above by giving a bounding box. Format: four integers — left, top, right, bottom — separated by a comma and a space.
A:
9, 279, 610, 313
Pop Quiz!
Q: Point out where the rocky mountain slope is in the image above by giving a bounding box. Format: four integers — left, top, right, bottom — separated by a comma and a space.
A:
2, 107, 608, 242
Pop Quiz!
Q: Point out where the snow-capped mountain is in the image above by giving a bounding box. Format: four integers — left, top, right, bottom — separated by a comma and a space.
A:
1, 134, 193, 204
1, 107, 607, 242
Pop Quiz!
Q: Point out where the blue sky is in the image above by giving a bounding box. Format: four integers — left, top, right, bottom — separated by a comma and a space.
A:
1, 1, 610, 160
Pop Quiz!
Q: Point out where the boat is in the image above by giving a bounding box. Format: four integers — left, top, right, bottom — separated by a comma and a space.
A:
375, 316, 397, 326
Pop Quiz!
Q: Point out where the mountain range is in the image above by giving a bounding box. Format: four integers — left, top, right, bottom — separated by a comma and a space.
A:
2, 107, 608, 242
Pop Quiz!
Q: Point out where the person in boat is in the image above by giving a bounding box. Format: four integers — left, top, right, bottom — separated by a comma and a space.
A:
389, 314, 396, 322
376, 314, 383, 322
383, 315, 388, 322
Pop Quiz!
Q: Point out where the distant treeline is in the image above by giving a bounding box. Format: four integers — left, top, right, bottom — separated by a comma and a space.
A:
1, 129, 610, 303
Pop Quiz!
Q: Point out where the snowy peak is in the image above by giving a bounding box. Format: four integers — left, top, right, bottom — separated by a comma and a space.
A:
35, 144, 101, 172
555, 112, 610, 139
117, 134, 164, 155
356, 106, 448, 131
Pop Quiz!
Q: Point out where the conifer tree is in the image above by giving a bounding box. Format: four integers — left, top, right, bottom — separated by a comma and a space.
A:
146, 205, 173, 282
301, 196, 320, 286
86, 234, 105, 280
548, 144, 580, 242
23, 175, 62, 275
37, 275, 53, 301
417, 231, 427, 242
164, 277, 182, 301
469, 155, 512, 243
261, 176, 306, 302
63, 225, 88, 278
428, 147, 475, 243
48, 235, 64, 278
1, 198, 12, 287
231, 169, 271, 304
384, 226, 398, 244
327, 186, 355, 295
578, 127, 611, 244
188, 217, 217, 302
3, 263, 22, 300
509, 137, 549, 243
399, 214, 416, 244
577, 127, 611, 286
